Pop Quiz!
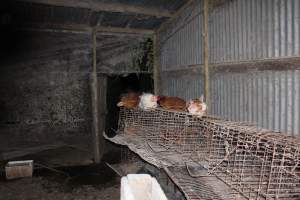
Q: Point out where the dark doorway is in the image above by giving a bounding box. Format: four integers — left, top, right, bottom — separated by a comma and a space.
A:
105, 73, 153, 137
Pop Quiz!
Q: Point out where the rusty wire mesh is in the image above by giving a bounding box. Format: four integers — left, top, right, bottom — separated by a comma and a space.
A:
117, 107, 300, 200
120, 146, 142, 164
199, 118, 300, 200
118, 107, 204, 155
165, 166, 238, 200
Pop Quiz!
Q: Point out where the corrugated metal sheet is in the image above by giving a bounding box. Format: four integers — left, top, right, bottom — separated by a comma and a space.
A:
159, 0, 203, 71
158, 0, 300, 137
210, 70, 300, 136
209, 0, 300, 63
13, 1, 169, 30
14, 2, 92, 25
97, 0, 189, 12
159, 0, 300, 67
161, 69, 300, 137
161, 72, 204, 100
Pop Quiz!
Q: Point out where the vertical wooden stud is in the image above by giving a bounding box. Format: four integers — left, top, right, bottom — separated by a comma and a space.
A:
90, 28, 103, 163
153, 34, 161, 95
203, 0, 210, 108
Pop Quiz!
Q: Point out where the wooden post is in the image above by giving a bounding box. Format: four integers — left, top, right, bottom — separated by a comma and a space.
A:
98, 75, 106, 161
90, 28, 103, 163
203, 0, 210, 108
153, 34, 160, 95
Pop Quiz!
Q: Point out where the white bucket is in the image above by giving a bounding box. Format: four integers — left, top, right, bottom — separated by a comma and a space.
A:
121, 174, 168, 200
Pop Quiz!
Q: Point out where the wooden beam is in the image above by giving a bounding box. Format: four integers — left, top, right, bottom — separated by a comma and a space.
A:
157, 0, 195, 33
17, 0, 172, 18
153, 34, 161, 95
19, 27, 90, 34
18, 23, 154, 35
97, 75, 107, 163
203, 0, 210, 108
96, 26, 154, 35
90, 28, 102, 163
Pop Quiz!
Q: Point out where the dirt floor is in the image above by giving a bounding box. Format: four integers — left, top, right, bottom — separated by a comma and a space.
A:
0, 163, 120, 200
0, 143, 124, 200
0, 141, 180, 200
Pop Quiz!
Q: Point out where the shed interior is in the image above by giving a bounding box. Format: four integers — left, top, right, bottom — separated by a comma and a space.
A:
0, 0, 299, 200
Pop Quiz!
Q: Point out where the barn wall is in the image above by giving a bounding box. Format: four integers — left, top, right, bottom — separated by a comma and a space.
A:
158, 0, 205, 99
158, 0, 203, 71
0, 30, 149, 152
210, 63, 300, 136
209, 0, 300, 63
161, 69, 204, 100
0, 31, 93, 149
96, 34, 150, 74
157, 0, 300, 136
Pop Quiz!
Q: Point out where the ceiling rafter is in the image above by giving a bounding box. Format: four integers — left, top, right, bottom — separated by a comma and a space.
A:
156, 0, 195, 32
17, 0, 173, 18
19, 23, 154, 35
96, 26, 154, 35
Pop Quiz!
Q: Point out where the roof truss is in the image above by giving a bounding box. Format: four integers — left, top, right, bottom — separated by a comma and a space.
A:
17, 0, 173, 18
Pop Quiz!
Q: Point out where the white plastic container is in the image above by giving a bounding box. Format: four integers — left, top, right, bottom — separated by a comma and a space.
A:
5, 160, 33, 180
121, 174, 168, 200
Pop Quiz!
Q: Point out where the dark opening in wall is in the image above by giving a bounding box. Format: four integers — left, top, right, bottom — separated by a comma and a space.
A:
0, 1, 30, 64
105, 73, 153, 137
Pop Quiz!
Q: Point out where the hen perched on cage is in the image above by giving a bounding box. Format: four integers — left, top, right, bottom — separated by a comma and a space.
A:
117, 91, 140, 108
158, 96, 186, 111
187, 95, 208, 118
138, 93, 159, 110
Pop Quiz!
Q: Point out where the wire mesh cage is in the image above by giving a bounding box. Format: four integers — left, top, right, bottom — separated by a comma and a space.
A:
118, 107, 206, 155
120, 146, 144, 165
203, 120, 300, 200
154, 108, 204, 154
117, 107, 300, 200
118, 107, 161, 137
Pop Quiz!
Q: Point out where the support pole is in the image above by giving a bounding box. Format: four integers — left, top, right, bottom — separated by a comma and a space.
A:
153, 34, 160, 95
90, 28, 102, 163
203, 0, 210, 108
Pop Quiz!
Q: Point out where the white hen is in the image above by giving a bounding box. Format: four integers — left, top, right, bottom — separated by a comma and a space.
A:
138, 93, 158, 110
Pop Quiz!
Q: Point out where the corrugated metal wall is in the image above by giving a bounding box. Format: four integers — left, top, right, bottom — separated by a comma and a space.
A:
209, 0, 300, 63
158, 0, 300, 136
210, 69, 300, 136
161, 71, 204, 100
158, 0, 300, 70
159, 0, 203, 71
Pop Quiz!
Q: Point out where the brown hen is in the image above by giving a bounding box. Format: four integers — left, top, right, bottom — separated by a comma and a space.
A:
117, 92, 140, 108
158, 96, 186, 111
